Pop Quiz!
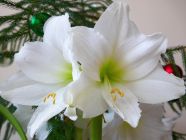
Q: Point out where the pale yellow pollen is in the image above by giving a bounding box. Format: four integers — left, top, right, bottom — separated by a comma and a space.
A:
111, 88, 125, 102
44, 93, 56, 104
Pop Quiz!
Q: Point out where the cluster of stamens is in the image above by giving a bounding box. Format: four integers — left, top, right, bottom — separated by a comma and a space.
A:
44, 93, 56, 104
111, 88, 125, 102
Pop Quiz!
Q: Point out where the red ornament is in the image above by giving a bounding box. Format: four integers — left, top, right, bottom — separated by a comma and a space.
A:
163, 64, 183, 78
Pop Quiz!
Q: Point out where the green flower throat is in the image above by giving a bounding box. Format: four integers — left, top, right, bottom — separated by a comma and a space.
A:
99, 58, 124, 84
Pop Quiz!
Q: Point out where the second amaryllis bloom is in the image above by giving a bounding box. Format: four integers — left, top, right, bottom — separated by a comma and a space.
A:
70, 0, 185, 127
103, 104, 176, 140
0, 14, 79, 138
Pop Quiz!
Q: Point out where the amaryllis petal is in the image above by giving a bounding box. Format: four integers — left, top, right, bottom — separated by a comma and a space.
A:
102, 85, 141, 127
125, 65, 185, 104
27, 103, 65, 138
0, 72, 60, 105
103, 104, 176, 140
15, 42, 72, 84
119, 33, 167, 81
69, 74, 108, 118
43, 14, 71, 51
95, 1, 130, 47
27, 89, 67, 138
0, 72, 34, 91
35, 122, 50, 140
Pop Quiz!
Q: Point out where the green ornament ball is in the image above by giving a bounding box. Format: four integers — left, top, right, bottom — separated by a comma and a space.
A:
29, 13, 50, 36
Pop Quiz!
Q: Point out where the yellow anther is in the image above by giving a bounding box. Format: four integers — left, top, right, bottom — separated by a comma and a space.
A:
111, 88, 125, 102
111, 88, 125, 97
112, 95, 117, 102
43, 93, 56, 104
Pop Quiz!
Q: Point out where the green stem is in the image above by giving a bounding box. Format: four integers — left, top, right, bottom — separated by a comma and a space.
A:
0, 104, 27, 140
75, 127, 83, 140
90, 115, 102, 140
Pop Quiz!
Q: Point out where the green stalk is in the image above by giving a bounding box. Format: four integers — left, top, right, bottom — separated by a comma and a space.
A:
0, 104, 27, 140
90, 115, 102, 140
75, 127, 83, 140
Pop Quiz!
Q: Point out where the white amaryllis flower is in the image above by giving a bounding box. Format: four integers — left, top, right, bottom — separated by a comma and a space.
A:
70, 0, 185, 127
103, 104, 177, 140
0, 14, 79, 138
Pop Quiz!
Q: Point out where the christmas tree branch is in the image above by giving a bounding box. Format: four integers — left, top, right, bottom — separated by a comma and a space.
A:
0, 0, 111, 66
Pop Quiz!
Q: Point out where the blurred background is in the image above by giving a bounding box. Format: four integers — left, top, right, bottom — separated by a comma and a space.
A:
0, 0, 186, 139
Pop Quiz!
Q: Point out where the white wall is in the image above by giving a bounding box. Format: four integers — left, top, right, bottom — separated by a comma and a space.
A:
128, 0, 186, 47
0, 0, 186, 139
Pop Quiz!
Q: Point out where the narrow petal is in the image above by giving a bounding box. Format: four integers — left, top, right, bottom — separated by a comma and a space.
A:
15, 42, 71, 84
35, 122, 50, 140
27, 88, 67, 138
71, 27, 110, 81
43, 14, 71, 51
69, 74, 108, 118
102, 85, 141, 127
27, 104, 65, 138
126, 65, 185, 104
0, 73, 60, 105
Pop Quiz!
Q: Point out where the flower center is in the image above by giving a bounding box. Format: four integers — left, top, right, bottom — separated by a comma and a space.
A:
99, 58, 124, 84
59, 63, 73, 85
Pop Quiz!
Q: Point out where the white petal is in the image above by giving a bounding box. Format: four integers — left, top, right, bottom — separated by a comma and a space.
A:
69, 74, 108, 118
102, 85, 141, 127
103, 104, 175, 140
95, 2, 130, 46
15, 41, 71, 84
71, 27, 110, 81
132, 104, 176, 140
126, 65, 185, 104
95, 0, 148, 56
27, 103, 66, 138
118, 33, 167, 81
35, 122, 50, 140
43, 14, 71, 51
0, 72, 34, 91
27, 105, 62, 138
64, 106, 77, 121
0, 73, 60, 105
27, 87, 70, 138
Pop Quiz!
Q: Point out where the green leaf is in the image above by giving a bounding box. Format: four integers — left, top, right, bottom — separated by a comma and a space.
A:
0, 104, 27, 140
